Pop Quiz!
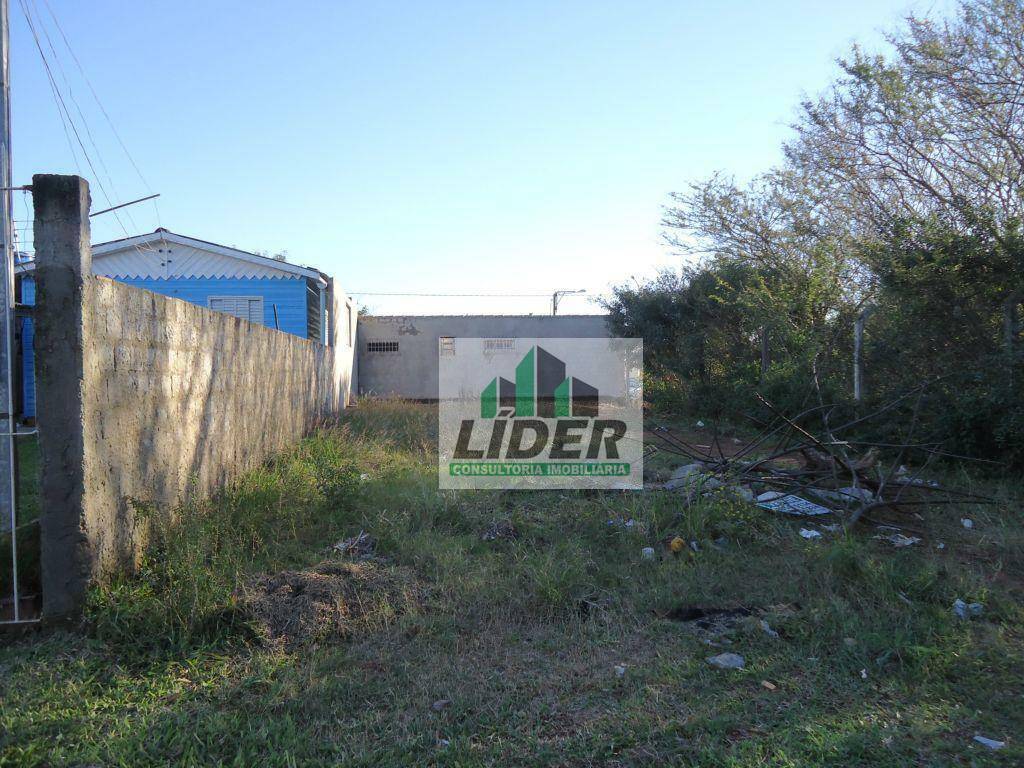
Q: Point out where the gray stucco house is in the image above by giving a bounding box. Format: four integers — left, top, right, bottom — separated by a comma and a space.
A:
356, 314, 611, 399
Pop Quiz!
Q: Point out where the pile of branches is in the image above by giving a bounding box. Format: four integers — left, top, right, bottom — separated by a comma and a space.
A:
646, 390, 1000, 527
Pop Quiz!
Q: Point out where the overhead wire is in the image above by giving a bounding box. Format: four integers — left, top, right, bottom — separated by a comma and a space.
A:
18, 0, 159, 259
40, 0, 161, 228
26, 0, 138, 233
349, 291, 554, 297
17, 0, 80, 175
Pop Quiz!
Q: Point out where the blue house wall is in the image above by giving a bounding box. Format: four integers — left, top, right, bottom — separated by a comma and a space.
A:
20, 278, 35, 420
19, 275, 310, 419
117, 277, 309, 337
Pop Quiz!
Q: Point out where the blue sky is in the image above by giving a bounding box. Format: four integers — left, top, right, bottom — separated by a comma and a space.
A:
10, 0, 953, 315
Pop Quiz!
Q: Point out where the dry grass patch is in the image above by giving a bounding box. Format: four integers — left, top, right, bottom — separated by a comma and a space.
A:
241, 559, 425, 649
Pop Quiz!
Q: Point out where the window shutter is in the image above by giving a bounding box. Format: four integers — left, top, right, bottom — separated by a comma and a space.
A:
208, 296, 265, 325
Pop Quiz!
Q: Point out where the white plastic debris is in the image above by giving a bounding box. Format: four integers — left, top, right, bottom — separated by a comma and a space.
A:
873, 532, 921, 548
759, 619, 779, 639
952, 599, 967, 619
707, 652, 745, 669
973, 735, 1005, 750
936, 542, 945, 550
961, 518, 973, 529
952, 599, 984, 620
799, 528, 823, 540
759, 494, 831, 517
614, 664, 626, 678
860, 668, 868, 679
641, 547, 656, 560
695, 420, 705, 428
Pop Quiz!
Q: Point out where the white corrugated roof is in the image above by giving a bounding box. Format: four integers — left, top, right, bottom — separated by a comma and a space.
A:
16, 228, 329, 285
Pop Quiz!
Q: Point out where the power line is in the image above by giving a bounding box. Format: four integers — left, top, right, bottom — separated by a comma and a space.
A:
26, 0, 137, 232
18, 0, 159, 257
18, 0, 80, 173
40, 0, 160, 227
348, 291, 554, 297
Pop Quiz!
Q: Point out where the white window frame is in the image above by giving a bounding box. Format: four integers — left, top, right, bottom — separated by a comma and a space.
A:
208, 295, 265, 325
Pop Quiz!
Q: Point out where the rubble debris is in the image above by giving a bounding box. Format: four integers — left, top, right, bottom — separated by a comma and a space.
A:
809, 486, 874, 504
670, 462, 705, 480
607, 518, 638, 530
707, 652, 745, 670
873, 532, 921, 548
759, 619, 779, 639
332, 531, 376, 560
759, 494, 831, 517
481, 520, 518, 541
646, 396, 996, 530
732, 485, 755, 502
973, 735, 1005, 750
761, 680, 777, 690
664, 462, 722, 493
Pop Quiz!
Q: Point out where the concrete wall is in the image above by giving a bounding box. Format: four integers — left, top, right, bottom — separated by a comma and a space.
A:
32, 175, 355, 620
357, 314, 610, 399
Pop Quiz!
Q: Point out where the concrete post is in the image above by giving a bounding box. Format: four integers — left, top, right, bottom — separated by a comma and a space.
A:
33, 174, 93, 622
853, 306, 875, 404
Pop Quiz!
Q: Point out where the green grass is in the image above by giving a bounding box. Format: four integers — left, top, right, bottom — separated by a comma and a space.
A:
1, 401, 1022, 766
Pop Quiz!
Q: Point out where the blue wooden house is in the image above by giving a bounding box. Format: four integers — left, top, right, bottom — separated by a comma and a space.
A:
16, 228, 349, 419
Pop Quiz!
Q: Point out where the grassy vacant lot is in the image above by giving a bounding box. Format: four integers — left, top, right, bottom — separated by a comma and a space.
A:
1, 401, 1022, 766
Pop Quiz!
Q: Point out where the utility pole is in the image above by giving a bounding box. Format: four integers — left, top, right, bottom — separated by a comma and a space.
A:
0, 0, 21, 623
552, 288, 586, 316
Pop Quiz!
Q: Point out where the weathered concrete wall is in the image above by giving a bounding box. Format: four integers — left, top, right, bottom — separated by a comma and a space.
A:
34, 175, 355, 620
357, 314, 610, 399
